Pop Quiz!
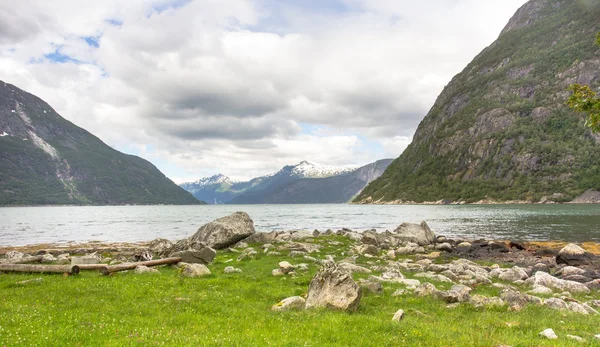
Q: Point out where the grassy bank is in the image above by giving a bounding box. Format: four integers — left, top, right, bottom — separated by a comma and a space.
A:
0, 236, 599, 346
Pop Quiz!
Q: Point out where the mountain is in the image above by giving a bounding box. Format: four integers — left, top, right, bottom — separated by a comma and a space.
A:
0, 81, 202, 205
181, 159, 392, 204
356, 0, 600, 204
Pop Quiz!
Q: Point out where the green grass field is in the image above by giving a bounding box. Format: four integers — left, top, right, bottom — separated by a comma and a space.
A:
1, 237, 599, 346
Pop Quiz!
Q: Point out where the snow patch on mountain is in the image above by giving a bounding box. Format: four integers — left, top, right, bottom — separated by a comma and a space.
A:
189, 174, 235, 187
288, 160, 356, 178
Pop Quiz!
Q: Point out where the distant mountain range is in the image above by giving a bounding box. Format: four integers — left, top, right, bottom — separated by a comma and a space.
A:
181, 159, 393, 204
0, 81, 202, 205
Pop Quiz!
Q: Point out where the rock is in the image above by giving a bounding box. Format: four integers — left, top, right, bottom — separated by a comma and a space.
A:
223, 266, 242, 274
594, 334, 600, 340
289, 251, 308, 257
5, 251, 25, 260
71, 255, 100, 265
392, 221, 436, 246
568, 302, 589, 315
134, 265, 159, 274
437, 284, 471, 303
272, 296, 306, 311
435, 243, 453, 252
566, 335, 584, 342
148, 238, 173, 257
267, 251, 281, 256
455, 242, 473, 253
189, 212, 255, 250
585, 279, 600, 290
526, 271, 590, 294
392, 309, 405, 322
543, 298, 569, 311
355, 244, 379, 256
415, 282, 439, 297
359, 280, 383, 294
392, 289, 407, 297
243, 231, 278, 244
296, 263, 309, 271
235, 242, 249, 249
528, 285, 553, 295
556, 243, 593, 266
414, 272, 453, 283
339, 263, 372, 274
168, 240, 216, 264
56, 258, 70, 265
539, 328, 558, 340
40, 254, 55, 263
179, 263, 211, 277
279, 261, 295, 274
561, 275, 591, 283
497, 266, 529, 282
557, 266, 586, 277
305, 262, 362, 311
272, 269, 285, 276
582, 303, 599, 315
469, 295, 504, 308
500, 290, 542, 311
237, 248, 258, 261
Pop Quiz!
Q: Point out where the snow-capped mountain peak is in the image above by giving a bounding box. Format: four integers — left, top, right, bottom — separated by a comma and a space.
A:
190, 174, 233, 187
289, 160, 356, 178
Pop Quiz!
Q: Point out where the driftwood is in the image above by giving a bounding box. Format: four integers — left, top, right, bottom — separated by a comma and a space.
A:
0, 264, 80, 275
100, 257, 182, 275
5, 255, 44, 264
77, 264, 110, 271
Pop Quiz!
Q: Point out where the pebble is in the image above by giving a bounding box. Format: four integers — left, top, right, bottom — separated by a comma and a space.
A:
539, 328, 557, 339
392, 309, 405, 322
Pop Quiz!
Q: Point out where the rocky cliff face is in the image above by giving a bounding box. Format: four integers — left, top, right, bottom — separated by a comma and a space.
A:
357, 0, 600, 203
0, 81, 201, 205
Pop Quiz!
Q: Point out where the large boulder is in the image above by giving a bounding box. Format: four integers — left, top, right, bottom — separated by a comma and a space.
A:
392, 221, 436, 246
556, 243, 594, 266
189, 212, 255, 250
305, 262, 362, 311
168, 239, 216, 264
148, 238, 174, 257
526, 271, 590, 295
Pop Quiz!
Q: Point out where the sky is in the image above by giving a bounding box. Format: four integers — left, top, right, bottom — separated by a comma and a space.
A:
0, 0, 529, 183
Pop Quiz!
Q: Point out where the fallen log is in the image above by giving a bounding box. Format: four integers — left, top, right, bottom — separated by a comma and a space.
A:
5, 255, 44, 264
77, 264, 109, 271
0, 264, 80, 275
100, 257, 182, 275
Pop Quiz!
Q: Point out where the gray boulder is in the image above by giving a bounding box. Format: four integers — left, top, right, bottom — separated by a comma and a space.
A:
305, 262, 362, 311
392, 221, 436, 246
168, 239, 216, 264
148, 238, 174, 257
190, 212, 255, 250
526, 271, 590, 295
134, 265, 160, 274
556, 243, 593, 266
179, 263, 211, 277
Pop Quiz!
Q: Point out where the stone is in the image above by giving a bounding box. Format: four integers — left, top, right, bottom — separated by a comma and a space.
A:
40, 254, 55, 263
415, 282, 439, 297
272, 296, 305, 311
556, 243, 593, 266
355, 244, 379, 256
189, 212, 255, 250
543, 298, 569, 311
71, 255, 99, 265
237, 248, 258, 261
561, 275, 591, 283
296, 263, 309, 271
339, 263, 372, 274
585, 279, 600, 290
566, 335, 584, 342
244, 231, 278, 244
435, 243, 453, 252
582, 303, 599, 315
528, 285, 553, 295
272, 269, 285, 276
500, 290, 542, 311
469, 295, 504, 308
168, 240, 216, 264
557, 266, 586, 277
392, 309, 405, 322
180, 263, 211, 277
568, 302, 589, 315
148, 238, 173, 257
360, 280, 383, 294
289, 251, 308, 257
414, 272, 453, 283
134, 265, 159, 274
594, 334, 600, 340
392, 221, 436, 246
498, 266, 529, 282
437, 284, 471, 303
392, 289, 407, 296
5, 251, 24, 260
455, 242, 473, 253
526, 271, 590, 294
279, 261, 295, 274
305, 262, 362, 311
235, 242, 249, 249
539, 328, 558, 340
224, 266, 242, 274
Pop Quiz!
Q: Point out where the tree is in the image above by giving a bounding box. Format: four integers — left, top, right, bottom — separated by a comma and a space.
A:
567, 32, 600, 133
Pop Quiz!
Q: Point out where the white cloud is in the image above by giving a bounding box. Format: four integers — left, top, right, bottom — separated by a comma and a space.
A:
0, 0, 528, 182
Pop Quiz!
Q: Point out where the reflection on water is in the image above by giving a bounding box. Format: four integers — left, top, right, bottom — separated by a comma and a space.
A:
0, 204, 599, 246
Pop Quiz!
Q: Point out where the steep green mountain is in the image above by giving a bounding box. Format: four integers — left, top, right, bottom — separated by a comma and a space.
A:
356, 0, 600, 204
181, 159, 392, 204
0, 81, 202, 205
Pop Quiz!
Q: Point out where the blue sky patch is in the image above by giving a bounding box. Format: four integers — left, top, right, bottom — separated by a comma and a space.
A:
44, 49, 81, 64
106, 18, 123, 27
83, 36, 100, 48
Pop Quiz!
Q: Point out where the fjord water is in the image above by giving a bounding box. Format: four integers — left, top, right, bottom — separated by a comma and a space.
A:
1, 204, 599, 246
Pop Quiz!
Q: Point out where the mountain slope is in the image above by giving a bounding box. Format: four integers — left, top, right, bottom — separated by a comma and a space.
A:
356, 0, 600, 204
0, 81, 201, 205
181, 159, 391, 204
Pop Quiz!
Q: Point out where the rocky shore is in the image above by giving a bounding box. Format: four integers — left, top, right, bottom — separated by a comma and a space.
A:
1, 211, 600, 341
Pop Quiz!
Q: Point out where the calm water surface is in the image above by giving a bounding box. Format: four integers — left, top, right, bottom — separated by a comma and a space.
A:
1, 204, 599, 246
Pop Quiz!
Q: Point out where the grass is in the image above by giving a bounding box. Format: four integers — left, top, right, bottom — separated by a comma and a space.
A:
0, 236, 599, 346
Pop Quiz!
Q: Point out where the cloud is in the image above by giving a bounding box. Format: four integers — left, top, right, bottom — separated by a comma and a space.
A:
0, 0, 529, 181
